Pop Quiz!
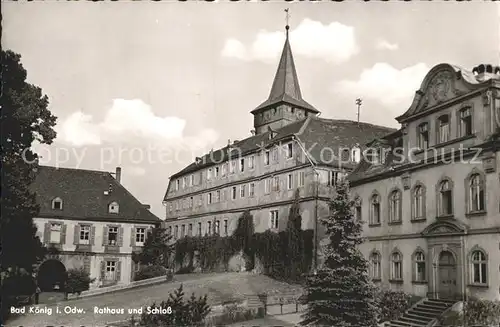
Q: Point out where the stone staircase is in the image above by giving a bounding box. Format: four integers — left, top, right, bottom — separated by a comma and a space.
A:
386, 298, 457, 327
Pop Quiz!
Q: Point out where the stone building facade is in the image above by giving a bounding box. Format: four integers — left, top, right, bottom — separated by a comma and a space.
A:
32, 166, 161, 290
349, 63, 500, 301
162, 25, 394, 270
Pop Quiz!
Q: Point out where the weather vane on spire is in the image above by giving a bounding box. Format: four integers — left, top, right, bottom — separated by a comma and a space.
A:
284, 8, 290, 30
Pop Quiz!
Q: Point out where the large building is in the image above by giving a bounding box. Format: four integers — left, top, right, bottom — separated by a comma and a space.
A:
32, 166, 162, 290
349, 63, 500, 301
162, 24, 394, 269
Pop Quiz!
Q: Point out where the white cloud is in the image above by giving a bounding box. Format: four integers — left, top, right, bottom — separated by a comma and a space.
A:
221, 18, 359, 64
375, 39, 399, 51
335, 63, 429, 107
56, 99, 219, 149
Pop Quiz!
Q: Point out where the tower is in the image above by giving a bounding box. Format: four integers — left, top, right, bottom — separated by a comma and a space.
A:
251, 11, 319, 135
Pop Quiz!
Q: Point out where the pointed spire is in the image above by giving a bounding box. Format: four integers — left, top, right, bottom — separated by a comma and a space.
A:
252, 11, 318, 114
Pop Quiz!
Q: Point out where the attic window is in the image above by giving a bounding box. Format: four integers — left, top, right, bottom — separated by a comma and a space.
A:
108, 201, 119, 214
351, 147, 361, 163
52, 197, 63, 210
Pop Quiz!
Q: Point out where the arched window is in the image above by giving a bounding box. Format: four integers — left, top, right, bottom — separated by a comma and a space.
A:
369, 193, 381, 225
412, 185, 426, 220
354, 196, 362, 221
438, 179, 453, 216
468, 173, 485, 213
417, 122, 429, 149
458, 107, 473, 137
370, 252, 381, 280
388, 190, 402, 223
437, 114, 450, 144
391, 252, 403, 280
108, 201, 119, 214
471, 250, 487, 285
351, 147, 361, 163
52, 197, 63, 210
413, 251, 426, 282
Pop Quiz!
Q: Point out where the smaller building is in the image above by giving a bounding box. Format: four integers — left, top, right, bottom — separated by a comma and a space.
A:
31, 166, 162, 290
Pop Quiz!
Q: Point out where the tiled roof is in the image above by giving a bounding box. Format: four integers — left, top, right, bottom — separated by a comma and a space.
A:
31, 166, 161, 223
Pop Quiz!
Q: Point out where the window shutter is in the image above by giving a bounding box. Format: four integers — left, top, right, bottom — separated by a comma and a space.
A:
118, 227, 124, 246
103, 227, 109, 246
43, 223, 50, 244
100, 261, 105, 280
116, 261, 122, 282
74, 225, 80, 245
146, 227, 152, 239
90, 226, 96, 245
60, 224, 67, 244
130, 227, 135, 247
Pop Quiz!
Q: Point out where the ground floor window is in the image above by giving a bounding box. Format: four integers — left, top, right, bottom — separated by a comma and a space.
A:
471, 250, 487, 285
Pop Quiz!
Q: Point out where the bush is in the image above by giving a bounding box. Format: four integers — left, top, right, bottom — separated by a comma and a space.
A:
375, 289, 413, 323
134, 265, 167, 281
205, 304, 263, 326
176, 266, 194, 275
66, 268, 95, 296
438, 298, 500, 326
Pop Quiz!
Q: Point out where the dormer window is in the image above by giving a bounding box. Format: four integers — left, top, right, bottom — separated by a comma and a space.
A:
351, 147, 361, 163
437, 115, 450, 144
418, 123, 429, 149
108, 201, 119, 214
52, 197, 63, 210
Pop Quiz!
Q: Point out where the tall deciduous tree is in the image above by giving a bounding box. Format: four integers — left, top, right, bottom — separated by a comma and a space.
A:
1, 50, 57, 277
300, 179, 379, 327
286, 189, 303, 280
133, 227, 173, 268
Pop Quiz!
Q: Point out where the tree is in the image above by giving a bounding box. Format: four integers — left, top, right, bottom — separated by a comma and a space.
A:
286, 189, 303, 280
1, 50, 57, 277
232, 211, 255, 270
300, 179, 379, 327
66, 268, 95, 296
132, 227, 173, 268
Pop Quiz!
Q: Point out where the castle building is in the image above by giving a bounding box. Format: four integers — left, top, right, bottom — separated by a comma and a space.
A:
162, 23, 394, 269
348, 63, 500, 301
31, 166, 162, 290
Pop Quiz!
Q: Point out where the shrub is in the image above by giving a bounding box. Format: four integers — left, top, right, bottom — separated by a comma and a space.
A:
134, 265, 167, 281
464, 298, 500, 326
176, 266, 194, 274
66, 268, 95, 296
205, 304, 262, 326
375, 289, 413, 323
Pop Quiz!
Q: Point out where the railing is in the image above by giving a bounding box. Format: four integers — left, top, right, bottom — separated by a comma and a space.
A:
249, 291, 305, 316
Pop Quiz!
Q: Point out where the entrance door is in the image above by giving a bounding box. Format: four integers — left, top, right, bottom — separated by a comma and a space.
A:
438, 251, 457, 299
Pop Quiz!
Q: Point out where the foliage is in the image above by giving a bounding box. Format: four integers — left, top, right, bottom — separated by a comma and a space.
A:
1, 50, 56, 277
301, 179, 379, 327
438, 298, 500, 326
132, 227, 173, 268
205, 303, 264, 326
132, 284, 210, 327
134, 265, 168, 281
232, 211, 255, 270
286, 189, 305, 280
375, 289, 413, 323
65, 268, 95, 296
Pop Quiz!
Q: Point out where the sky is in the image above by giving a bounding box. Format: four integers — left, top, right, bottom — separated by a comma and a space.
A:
3, 2, 500, 219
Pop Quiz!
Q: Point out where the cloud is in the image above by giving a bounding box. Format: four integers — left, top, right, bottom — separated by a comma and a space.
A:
56, 99, 219, 149
335, 63, 429, 107
221, 18, 358, 64
375, 39, 399, 51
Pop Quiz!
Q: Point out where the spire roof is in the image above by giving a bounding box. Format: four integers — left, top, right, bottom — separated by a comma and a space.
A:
251, 25, 319, 114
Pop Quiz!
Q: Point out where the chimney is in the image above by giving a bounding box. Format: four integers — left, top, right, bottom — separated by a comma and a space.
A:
115, 167, 122, 184
251, 130, 256, 136
143, 204, 151, 210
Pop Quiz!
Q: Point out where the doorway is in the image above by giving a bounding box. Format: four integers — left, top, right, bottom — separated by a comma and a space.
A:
438, 251, 457, 299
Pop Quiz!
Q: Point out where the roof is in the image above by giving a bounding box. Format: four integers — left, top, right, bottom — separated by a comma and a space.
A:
251, 30, 319, 114
32, 166, 162, 223
165, 117, 395, 200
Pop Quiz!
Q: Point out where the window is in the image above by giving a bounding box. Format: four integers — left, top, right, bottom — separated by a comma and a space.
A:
52, 197, 63, 210
327, 171, 338, 187
269, 210, 279, 229
108, 201, 119, 214
414, 251, 426, 282
391, 252, 403, 280
286, 143, 293, 159
287, 174, 293, 190
265, 178, 271, 194
272, 147, 279, 163
354, 198, 362, 221
298, 172, 305, 187
183, 177, 187, 188
240, 185, 246, 198
190, 174, 195, 186
459, 108, 472, 137
273, 176, 280, 191
418, 123, 429, 149
215, 221, 220, 234
222, 163, 227, 176
224, 220, 228, 236
181, 225, 185, 238
215, 166, 220, 178
468, 174, 485, 213
135, 228, 146, 246
370, 194, 381, 225
207, 168, 212, 180
174, 226, 178, 239
207, 221, 212, 235
438, 179, 453, 216
471, 250, 487, 284
197, 222, 202, 236
249, 183, 255, 197
370, 252, 381, 280
108, 227, 118, 246
216, 190, 221, 202
208, 193, 213, 204
50, 223, 61, 243
176, 180, 180, 191
388, 190, 402, 223
230, 160, 236, 174
168, 226, 172, 236
264, 151, 270, 165
188, 224, 193, 237
105, 261, 117, 281
351, 147, 361, 163
437, 115, 450, 144
412, 185, 426, 220
231, 186, 237, 200
79, 225, 90, 244
240, 158, 245, 172
249, 155, 255, 169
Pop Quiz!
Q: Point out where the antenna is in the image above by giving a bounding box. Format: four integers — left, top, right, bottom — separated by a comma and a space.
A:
355, 98, 363, 123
